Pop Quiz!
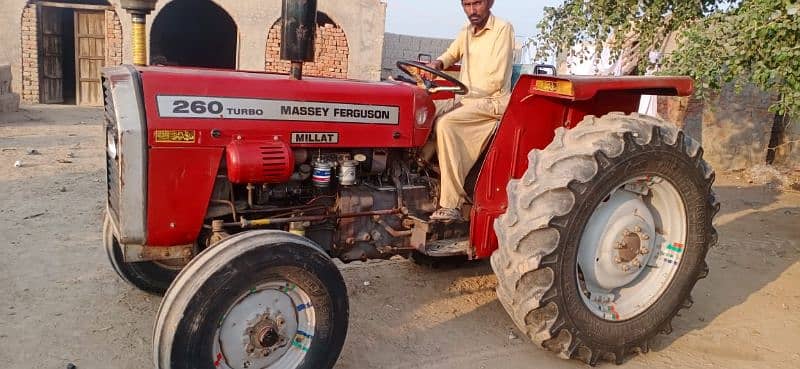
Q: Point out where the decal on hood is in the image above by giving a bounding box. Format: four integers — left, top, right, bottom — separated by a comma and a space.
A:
156, 95, 400, 125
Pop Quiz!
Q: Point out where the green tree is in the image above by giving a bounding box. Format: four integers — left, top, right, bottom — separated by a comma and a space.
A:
665, 0, 800, 117
534, 0, 731, 75
535, 0, 800, 117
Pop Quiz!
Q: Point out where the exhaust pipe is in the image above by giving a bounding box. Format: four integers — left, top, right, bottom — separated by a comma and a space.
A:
280, 0, 318, 80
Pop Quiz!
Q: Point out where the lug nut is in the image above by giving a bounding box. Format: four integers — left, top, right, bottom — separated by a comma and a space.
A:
641, 247, 650, 255
614, 242, 624, 249
642, 234, 650, 240
622, 265, 631, 272
634, 226, 642, 232
614, 257, 623, 264
632, 259, 641, 267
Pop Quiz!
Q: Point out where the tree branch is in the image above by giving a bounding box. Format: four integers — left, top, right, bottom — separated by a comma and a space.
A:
769, 139, 800, 150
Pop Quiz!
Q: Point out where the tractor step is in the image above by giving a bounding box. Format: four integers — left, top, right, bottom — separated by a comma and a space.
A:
423, 238, 470, 257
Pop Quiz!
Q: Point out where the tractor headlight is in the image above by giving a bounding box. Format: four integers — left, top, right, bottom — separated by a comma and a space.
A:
107, 131, 118, 160
415, 106, 429, 127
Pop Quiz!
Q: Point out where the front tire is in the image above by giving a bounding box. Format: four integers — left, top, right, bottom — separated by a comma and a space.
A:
491, 113, 719, 364
104, 215, 180, 295
153, 230, 349, 369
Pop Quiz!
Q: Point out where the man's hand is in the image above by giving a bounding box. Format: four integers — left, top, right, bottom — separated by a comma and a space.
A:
421, 60, 444, 81
426, 60, 444, 71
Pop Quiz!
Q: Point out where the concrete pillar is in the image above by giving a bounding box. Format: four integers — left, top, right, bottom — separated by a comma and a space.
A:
0, 63, 21, 112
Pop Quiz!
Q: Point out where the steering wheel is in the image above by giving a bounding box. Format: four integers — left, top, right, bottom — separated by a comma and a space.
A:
396, 60, 469, 95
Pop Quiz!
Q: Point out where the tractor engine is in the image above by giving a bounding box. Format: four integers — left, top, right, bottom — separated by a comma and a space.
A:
209, 145, 440, 262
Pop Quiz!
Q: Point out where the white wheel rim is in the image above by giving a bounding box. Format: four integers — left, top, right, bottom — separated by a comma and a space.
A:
577, 176, 687, 321
213, 281, 315, 369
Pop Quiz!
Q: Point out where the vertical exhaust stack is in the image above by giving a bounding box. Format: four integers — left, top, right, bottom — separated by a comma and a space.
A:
120, 0, 158, 66
280, 0, 318, 80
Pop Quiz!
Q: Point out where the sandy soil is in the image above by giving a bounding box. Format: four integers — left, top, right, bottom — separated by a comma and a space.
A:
1, 105, 799, 369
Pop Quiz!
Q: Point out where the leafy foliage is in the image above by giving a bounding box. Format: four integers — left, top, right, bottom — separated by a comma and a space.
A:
535, 0, 800, 116
534, 0, 730, 74
664, 0, 800, 116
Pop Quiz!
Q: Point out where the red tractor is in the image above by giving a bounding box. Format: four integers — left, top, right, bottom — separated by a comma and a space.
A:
102, 3, 718, 368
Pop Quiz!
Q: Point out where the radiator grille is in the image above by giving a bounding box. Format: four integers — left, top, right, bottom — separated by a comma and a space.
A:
103, 77, 121, 222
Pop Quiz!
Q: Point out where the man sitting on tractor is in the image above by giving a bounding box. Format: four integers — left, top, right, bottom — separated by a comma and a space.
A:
427, 0, 515, 221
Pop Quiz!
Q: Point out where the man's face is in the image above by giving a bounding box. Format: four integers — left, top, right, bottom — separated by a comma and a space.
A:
461, 0, 493, 28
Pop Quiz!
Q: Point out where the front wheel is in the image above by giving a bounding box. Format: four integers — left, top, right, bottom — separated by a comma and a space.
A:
492, 113, 719, 365
104, 215, 180, 295
153, 230, 349, 369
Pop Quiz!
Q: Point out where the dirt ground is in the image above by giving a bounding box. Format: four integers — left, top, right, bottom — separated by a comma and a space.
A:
1, 105, 799, 369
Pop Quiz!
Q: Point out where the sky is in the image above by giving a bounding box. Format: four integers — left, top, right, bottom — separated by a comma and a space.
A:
384, 0, 564, 40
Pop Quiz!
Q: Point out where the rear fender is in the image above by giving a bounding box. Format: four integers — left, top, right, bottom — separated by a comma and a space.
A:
469, 75, 694, 259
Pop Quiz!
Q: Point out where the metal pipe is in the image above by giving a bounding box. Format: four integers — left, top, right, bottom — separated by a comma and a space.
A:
281, 0, 318, 80
210, 200, 237, 220
391, 162, 407, 214
237, 204, 326, 215
246, 183, 255, 208
228, 209, 402, 228
290, 62, 303, 80
376, 219, 413, 238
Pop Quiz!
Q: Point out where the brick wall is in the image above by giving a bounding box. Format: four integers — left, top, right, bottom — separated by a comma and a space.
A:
106, 9, 122, 66
265, 20, 349, 79
381, 33, 453, 79
20, 2, 39, 103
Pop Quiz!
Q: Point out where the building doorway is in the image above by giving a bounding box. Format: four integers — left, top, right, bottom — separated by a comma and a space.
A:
33, 1, 113, 106
150, 0, 238, 69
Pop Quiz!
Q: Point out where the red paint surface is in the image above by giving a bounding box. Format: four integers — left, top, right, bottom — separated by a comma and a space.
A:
140, 67, 435, 149
139, 67, 434, 246
137, 66, 691, 253
146, 147, 223, 245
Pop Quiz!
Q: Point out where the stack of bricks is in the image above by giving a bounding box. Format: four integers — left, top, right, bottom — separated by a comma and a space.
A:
105, 10, 123, 66
265, 22, 349, 79
20, 3, 39, 103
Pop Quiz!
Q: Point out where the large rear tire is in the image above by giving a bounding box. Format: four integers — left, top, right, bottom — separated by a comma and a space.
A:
104, 215, 180, 295
491, 113, 719, 365
153, 230, 349, 369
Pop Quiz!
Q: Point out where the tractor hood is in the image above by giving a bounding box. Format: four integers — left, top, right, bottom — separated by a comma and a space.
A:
135, 66, 436, 148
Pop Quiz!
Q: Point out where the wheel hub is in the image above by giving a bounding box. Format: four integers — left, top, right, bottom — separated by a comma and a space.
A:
576, 176, 688, 321
579, 189, 656, 292
618, 232, 643, 263
245, 312, 287, 357
258, 325, 280, 348
215, 281, 314, 369
609, 223, 653, 274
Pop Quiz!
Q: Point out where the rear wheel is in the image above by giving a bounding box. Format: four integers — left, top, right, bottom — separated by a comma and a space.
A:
491, 113, 719, 364
153, 230, 348, 369
104, 215, 180, 295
